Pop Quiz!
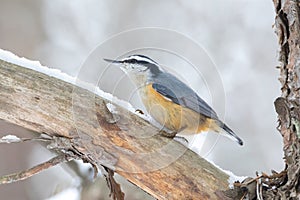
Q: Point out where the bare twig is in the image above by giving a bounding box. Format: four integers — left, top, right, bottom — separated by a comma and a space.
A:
256, 177, 263, 200
0, 154, 73, 185
0, 134, 51, 144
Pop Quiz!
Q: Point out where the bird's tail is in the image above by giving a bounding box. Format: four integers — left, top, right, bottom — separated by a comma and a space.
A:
215, 121, 243, 146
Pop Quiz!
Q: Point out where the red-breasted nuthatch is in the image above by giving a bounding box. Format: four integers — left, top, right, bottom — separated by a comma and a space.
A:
104, 55, 243, 145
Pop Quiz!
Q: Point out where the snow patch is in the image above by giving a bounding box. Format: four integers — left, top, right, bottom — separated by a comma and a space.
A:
224, 168, 247, 188
208, 159, 247, 188
45, 187, 80, 200
0, 49, 137, 115
0, 135, 21, 143
0, 49, 75, 84
106, 102, 118, 113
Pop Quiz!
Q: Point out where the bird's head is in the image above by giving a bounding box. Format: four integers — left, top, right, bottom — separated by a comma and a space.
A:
104, 55, 162, 76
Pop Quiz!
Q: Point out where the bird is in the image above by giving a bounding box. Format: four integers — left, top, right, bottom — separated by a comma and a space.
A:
104, 55, 243, 146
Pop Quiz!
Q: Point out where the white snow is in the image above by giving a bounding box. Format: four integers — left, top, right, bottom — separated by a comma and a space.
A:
45, 187, 80, 200
0, 49, 75, 84
0, 134, 21, 143
225, 169, 247, 188
0, 48, 136, 114
105, 102, 120, 115
208, 159, 247, 188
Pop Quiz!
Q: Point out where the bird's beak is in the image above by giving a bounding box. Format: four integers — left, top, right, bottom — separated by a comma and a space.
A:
103, 58, 123, 65
226, 132, 244, 146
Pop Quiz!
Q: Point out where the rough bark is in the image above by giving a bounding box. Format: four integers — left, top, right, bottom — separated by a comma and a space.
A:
0, 59, 231, 200
273, 0, 300, 147
268, 0, 300, 198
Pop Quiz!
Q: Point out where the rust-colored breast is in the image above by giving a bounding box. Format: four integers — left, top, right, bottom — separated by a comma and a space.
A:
140, 84, 217, 134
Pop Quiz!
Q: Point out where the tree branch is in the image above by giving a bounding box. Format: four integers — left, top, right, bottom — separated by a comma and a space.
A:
0, 58, 234, 199
0, 154, 72, 184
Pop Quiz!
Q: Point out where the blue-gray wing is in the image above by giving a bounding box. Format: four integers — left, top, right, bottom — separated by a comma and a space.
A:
152, 73, 218, 119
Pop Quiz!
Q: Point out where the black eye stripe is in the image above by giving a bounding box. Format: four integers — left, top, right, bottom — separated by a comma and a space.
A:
124, 59, 150, 65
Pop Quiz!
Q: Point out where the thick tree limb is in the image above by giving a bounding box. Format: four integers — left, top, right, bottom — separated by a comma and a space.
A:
0, 59, 233, 199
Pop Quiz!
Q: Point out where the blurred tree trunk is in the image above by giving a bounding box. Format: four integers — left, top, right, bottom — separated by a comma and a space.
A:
271, 0, 300, 198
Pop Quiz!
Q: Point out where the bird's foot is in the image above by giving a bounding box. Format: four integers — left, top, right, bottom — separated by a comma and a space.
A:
160, 130, 177, 138
159, 130, 189, 145
135, 109, 144, 115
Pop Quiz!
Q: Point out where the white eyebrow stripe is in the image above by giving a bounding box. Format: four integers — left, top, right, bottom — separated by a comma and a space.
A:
122, 55, 157, 65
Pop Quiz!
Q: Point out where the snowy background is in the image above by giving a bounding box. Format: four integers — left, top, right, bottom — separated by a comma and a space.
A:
0, 0, 283, 199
